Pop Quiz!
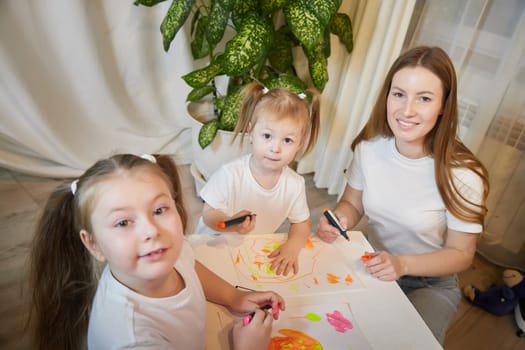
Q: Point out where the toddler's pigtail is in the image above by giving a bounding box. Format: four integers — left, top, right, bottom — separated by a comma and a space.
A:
233, 82, 266, 144
303, 88, 321, 155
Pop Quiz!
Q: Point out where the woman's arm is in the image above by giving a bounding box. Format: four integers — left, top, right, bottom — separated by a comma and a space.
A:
400, 228, 478, 276
364, 229, 478, 280
317, 185, 364, 242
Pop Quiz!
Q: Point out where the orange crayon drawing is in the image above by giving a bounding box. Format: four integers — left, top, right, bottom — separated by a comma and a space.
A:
267, 329, 323, 350
304, 238, 315, 249
226, 235, 364, 296
326, 273, 340, 284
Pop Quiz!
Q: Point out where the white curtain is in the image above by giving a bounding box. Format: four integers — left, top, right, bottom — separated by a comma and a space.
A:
405, 0, 525, 270
0, 0, 196, 177
0, 0, 415, 183
296, 0, 416, 196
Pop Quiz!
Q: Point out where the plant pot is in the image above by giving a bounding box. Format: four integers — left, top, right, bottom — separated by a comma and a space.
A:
187, 101, 251, 190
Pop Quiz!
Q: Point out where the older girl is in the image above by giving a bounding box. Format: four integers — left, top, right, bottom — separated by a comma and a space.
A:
30, 154, 284, 350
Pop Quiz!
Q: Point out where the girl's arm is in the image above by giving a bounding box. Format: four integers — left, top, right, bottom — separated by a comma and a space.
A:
317, 185, 364, 242
268, 219, 311, 276
195, 261, 284, 314
363, 229, 478, 280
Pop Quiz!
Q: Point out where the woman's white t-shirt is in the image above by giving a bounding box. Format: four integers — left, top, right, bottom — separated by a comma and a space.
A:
347, 137, 483, 256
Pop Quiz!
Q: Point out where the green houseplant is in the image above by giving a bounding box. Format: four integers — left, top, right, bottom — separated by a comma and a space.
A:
135, 0, 353, 149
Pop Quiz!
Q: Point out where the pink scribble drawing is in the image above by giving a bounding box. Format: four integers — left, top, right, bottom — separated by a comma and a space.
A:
326, 310, 353, 332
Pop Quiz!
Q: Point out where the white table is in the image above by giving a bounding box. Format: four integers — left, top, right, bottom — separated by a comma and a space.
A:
189, 231, 442, 350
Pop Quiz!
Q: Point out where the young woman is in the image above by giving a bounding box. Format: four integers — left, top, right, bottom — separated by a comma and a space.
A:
29, 154, 284, 350
196, 82, 320, 277
317, 46, 489, 344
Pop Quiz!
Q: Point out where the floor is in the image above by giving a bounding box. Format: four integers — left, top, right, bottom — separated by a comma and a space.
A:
0, 164, 523, 349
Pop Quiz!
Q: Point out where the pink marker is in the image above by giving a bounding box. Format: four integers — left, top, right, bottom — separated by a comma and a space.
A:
242, 313, 254, 326
242, 304, 273, 326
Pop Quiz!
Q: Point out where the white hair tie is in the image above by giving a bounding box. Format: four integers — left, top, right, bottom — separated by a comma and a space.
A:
140, 154, 157, 163
262, 87, 269, 94
297, 92, 307, 100
70, 179, 78, 195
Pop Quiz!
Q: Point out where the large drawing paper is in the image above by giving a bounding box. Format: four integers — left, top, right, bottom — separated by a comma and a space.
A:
225, 234, 364, 296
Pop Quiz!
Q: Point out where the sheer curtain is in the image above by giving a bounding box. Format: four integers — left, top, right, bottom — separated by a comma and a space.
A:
1, 0, 415, 182
0, 0, 195, 177
297, 0, 416, 196
405, 0, 525, 270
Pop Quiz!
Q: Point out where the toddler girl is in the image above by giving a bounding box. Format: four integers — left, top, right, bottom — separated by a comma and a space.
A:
196, 83, 320, 277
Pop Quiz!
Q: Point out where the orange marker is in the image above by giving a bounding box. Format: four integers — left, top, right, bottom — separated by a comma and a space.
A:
217, 213, 255, 229
360, 254, 373, 262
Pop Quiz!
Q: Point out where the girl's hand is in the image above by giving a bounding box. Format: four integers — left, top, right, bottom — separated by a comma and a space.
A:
316, 215, 348, 243
362, 251, 406, 281
267, 241, 301, 276
232, 309, 273, 350
230, 290, 285, 319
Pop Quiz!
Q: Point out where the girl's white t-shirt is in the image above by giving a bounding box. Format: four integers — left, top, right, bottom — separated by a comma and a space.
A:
87, 239, 207, 349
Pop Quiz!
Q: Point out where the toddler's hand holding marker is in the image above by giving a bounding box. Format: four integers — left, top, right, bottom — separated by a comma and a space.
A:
217, 213, 256, 229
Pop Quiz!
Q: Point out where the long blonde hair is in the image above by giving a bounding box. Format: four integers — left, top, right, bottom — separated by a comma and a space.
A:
233, 82, 321, 155
29, 154, 187, 350
352, 46, 489, 226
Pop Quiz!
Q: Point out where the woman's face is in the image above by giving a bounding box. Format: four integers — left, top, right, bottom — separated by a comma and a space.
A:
387, 66, 444, 158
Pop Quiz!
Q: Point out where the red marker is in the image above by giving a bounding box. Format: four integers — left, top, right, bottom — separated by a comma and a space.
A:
217, 213, 255, 229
